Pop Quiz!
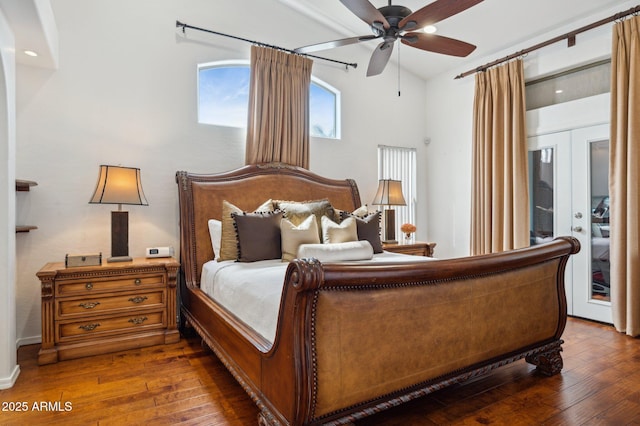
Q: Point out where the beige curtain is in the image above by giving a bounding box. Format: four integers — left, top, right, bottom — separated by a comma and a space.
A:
610, 16, 640, 337
245, 45, 313, 168
470, 60, 529, 255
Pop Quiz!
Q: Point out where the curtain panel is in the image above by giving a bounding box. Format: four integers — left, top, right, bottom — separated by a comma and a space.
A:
245, 45, 313, 169
610, 15, 640, 337
470, 60, 529, 255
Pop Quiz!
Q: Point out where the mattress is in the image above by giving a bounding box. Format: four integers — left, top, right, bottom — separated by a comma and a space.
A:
200, 251, 434, 343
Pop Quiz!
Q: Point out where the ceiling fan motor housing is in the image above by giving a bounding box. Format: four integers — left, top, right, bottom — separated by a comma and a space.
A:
378, 5, 412, 28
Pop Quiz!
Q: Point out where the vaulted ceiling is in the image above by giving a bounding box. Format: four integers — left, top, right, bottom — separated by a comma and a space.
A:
1, 0, 635, 79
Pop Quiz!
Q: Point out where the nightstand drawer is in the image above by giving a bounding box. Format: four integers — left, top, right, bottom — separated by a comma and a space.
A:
57, 311, 165, 341
56, 274, 165, 296
56, 290, 166, 319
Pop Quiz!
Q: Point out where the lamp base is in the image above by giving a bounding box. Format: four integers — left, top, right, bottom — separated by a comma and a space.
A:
111, 211, 130, 261
384, 208, 397, 244
107, 255, 132, 263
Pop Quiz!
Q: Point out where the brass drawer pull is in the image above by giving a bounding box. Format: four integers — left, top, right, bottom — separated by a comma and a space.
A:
134, 278, 142, 285
78, 323, 100, 331
128, 296, 148, 304
85, 283, 93, 290
79, 301, 100, 309
128, 316, 148, 325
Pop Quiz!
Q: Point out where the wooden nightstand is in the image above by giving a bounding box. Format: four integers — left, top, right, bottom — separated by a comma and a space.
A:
37, 257, 180, 365
382, 241, 436, 257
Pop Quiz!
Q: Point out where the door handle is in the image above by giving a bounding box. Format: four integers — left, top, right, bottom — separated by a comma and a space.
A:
572, 226, 583, 232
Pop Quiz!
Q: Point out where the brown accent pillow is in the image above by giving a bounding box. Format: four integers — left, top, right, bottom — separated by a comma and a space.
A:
340, 210, 383, 253
218, 199, 274, 261
232, 211, 283, 262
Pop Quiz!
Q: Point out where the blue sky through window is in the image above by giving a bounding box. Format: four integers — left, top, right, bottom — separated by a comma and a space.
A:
198, 64, 339, 138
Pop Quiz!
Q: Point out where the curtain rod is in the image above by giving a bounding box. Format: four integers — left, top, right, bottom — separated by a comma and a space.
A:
454, 5, 640, 80
176, 21, 358, 70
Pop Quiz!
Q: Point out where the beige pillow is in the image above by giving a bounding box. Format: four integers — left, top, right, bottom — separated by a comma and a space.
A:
280, 215, 320, 262
333, 204, 369, 222
218, 199, 274, 261
275, 199, 334, 239
321, 215, 357, 244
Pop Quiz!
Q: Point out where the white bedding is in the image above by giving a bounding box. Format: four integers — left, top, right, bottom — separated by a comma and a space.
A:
200, 251, 434, 343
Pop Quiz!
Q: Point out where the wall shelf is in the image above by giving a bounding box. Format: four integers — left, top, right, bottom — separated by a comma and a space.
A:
16, 225, 38, 233
16, 179, 38, 191
16, 179, 38, 233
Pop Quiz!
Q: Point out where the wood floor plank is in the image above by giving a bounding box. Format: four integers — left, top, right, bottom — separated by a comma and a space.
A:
1, 317, 639, 425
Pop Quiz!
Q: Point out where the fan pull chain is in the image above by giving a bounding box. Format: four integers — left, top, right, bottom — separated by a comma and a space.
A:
397, 43, 401, 97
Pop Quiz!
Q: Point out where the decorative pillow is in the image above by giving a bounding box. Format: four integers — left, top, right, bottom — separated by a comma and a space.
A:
207, 219, 222, 259
280, 216, 320, 262
321, 215, 357, 244
333, 204, 369, 222
275, 199, 335, 239
219, 199, 274, 261
297, 241, 374, 262
340, 210, 383, 253
232, 211, 283, 262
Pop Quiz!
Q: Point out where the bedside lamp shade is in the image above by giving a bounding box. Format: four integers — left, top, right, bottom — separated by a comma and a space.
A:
372, 179, 406, 244
90, 165, 148, 262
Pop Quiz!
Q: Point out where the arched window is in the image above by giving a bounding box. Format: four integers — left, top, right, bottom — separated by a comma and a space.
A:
198, 60, 341, 139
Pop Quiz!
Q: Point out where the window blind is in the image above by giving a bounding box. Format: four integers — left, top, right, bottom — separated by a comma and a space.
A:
377, 145, 417, 239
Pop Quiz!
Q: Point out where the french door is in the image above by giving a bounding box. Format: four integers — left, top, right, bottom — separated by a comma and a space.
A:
528, 124, 612, 323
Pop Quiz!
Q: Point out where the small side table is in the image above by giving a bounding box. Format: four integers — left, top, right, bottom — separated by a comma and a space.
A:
37, 257, 180, 365
382, 241, 436, 257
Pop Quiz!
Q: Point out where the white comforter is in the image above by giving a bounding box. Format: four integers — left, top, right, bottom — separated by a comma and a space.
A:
201, 252, 434, 343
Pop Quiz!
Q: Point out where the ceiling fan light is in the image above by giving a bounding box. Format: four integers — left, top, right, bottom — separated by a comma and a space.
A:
423, 25, 437, 34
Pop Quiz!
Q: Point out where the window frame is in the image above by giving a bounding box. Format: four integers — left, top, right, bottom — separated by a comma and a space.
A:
197, 60, 341, 139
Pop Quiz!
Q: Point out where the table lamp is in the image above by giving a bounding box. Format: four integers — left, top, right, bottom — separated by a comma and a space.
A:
372, 179, 406, 244
89, 165, 148, 262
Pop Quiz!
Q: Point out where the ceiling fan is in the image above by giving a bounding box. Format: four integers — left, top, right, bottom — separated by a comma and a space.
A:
294, 0, 484, 76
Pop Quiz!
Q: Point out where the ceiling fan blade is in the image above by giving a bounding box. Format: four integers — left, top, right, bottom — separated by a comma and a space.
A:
399, 0, 484, 30
294, 35, 377, 54
340, 0, 390, 29
367, 42, 394, 77
401, 32, 476, 57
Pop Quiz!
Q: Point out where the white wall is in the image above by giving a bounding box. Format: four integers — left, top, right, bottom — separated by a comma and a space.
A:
0, 7, 19, 388
423, 1, 637, 259
14, 0, 427, 343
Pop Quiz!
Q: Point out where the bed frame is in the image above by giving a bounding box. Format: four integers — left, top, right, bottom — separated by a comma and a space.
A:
176, 163, 580, 425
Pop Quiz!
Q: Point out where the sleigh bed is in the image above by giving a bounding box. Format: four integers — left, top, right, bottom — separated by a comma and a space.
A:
176, 163, 580, 426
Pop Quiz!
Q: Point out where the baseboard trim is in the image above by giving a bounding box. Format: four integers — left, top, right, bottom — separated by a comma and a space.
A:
16, 335, 41, 348
0, 364, 20, 390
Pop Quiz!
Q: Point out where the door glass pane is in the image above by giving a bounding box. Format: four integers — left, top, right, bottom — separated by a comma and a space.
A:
529, 148, 554, 245
590, 140, 610, 302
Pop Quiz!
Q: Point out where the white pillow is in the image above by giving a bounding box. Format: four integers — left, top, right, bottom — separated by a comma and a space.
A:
281, 216, 320, 262
297, 241, 373, 262
208, 219, 222, 259
321, 215, 357, 244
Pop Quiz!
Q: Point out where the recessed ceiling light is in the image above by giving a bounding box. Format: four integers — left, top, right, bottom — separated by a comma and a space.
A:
24, 50, 38, 57
555, 89, 563, 94
423, 25, 437, 34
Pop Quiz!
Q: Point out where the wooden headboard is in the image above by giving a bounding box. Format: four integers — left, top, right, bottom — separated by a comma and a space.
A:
175, 163, 362, 287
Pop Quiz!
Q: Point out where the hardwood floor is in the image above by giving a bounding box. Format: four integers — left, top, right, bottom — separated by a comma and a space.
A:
1, 317, 639, 425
